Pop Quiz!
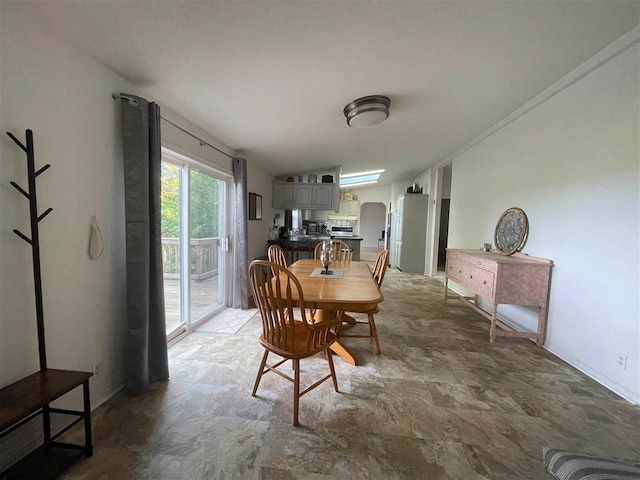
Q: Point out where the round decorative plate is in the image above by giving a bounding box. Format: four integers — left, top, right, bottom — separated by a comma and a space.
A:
494, 207, 528, 255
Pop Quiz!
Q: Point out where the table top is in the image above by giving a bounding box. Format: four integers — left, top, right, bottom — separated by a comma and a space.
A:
286, 259, 383, 312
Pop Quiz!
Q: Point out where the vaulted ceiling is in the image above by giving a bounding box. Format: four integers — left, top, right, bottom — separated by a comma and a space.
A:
17, 1, 640, 185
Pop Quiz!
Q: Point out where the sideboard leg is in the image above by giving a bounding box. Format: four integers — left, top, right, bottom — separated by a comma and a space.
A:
444, 278, 449, 304
489, 304, 498, 342
536, 304, 548, 347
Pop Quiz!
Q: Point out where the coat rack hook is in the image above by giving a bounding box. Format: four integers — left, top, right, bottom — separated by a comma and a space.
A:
35, 164, 51, 177
10, 181, 30, 199
6, 131, 27, 152
38, 208, 53, 223
13, 229, 32, 245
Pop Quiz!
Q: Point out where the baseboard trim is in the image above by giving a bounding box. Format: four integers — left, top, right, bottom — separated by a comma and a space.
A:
443, 281, 640, 405
93, 384, 124, 410
542, 344, 639, 405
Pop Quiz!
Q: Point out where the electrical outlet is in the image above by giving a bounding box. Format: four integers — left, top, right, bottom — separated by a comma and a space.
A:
617, 354, 628, 370
92, 362, 102, 377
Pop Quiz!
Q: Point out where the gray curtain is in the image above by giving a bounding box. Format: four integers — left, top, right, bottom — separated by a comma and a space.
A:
232, 158, 249, 309
119, 93, 170, 395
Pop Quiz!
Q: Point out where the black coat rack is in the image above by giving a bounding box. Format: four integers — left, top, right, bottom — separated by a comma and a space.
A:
7, 129, 53, 371
1, 130, 93, 480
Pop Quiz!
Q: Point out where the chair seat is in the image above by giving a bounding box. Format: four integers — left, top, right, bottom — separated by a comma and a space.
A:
260, 320, 336, 359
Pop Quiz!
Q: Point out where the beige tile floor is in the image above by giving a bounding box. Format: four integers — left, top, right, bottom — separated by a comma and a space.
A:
59, 259, 639, 479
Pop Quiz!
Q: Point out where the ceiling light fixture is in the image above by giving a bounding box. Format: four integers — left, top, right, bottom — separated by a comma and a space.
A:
343, 95, 390, 127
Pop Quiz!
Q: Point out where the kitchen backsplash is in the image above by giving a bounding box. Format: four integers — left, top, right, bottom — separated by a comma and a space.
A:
327, 218, 358, 234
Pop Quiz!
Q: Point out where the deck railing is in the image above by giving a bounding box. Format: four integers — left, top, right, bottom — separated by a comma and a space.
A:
161, 237, 220, 280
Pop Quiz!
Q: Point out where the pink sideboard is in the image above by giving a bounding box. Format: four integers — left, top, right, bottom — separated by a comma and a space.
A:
444, 249, 553, 346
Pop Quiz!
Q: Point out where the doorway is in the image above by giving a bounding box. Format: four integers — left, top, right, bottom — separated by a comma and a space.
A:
359, 202, 386, 247
437, 165, 452, 272
161, 148, 231, 342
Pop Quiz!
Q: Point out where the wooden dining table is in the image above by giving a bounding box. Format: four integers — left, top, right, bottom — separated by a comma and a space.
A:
284, 259, 384, 365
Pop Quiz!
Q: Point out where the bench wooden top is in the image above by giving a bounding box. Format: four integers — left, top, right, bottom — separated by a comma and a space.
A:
0, 369, 92, 432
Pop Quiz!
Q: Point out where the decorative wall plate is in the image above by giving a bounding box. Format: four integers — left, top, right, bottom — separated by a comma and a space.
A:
494, 207, 528, 255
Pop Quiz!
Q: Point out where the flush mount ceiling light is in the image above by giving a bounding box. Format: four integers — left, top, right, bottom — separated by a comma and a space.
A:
343, 95, 390, 127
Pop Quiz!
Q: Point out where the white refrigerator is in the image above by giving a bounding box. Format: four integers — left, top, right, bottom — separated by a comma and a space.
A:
393, 194, 429, 273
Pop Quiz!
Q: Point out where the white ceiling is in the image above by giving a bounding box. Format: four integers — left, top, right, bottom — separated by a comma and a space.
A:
17, 1, 640, 185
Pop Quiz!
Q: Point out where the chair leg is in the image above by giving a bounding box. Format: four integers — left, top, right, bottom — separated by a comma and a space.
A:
293, 358, 300, 426
326, 348, 339, 392
252, 350, 269, 396
369, 313, 381, 354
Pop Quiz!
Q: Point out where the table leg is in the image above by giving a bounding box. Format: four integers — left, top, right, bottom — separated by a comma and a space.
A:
314, 308, 357, 365
340, 313, 357, 325
330, 342, 356, 365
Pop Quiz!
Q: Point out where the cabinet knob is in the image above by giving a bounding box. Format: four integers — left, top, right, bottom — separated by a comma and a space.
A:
458, 270, 462, 274
470, 275, 473, 279
483, 281, 487, 285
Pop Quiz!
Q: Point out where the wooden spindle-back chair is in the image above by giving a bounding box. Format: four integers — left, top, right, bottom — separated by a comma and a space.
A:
338, 249, 389, 354
313, 239, 352, 262
249, 260, 340, 426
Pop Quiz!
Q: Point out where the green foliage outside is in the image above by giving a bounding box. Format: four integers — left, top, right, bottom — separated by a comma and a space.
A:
161, 163, 220, 238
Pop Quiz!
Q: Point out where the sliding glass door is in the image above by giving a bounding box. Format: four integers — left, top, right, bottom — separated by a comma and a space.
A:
161, 149, 230, 342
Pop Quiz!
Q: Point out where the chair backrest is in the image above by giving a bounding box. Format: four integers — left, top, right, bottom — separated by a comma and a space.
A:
314, 240, 351, 262
249, 260, 305, 353
373, 249, 389, 288
268, 244, 288, 268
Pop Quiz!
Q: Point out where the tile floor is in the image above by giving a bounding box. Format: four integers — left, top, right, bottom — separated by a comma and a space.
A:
59, 262, 639, 479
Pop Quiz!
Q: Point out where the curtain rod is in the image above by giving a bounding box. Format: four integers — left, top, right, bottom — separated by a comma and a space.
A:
112, 94, 234, 160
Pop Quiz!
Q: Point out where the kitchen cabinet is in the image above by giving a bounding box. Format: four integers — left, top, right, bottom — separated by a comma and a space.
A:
272, 182, 337, 210
312, 184, 333, 209
328, 200, 360, 219
340, 238, 362, 261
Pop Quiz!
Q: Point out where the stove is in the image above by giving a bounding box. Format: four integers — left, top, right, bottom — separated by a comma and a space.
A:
331, 227, 354, 237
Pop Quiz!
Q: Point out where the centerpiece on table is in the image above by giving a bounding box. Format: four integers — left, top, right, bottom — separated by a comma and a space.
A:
319, 240, 334, 275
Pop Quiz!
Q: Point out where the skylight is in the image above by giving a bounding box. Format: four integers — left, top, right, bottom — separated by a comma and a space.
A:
340, 169, 384, 187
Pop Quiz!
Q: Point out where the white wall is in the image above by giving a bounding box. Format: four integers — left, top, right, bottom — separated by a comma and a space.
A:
0, 5, 241, 468
448, 34, 639, 403
0, 6, 131, 468
247, 161, 275, 261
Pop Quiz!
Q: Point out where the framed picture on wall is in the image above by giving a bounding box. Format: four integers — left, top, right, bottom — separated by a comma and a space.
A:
249, 192, 262, 220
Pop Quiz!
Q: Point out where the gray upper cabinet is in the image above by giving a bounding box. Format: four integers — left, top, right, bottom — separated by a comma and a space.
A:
273, 183, 294, 209
272, 182, 336, 210
293, 185, 312, 208
311, 184, 333, 209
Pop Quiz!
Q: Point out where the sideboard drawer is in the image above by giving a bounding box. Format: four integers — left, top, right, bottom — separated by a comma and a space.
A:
447, 259, 495, 299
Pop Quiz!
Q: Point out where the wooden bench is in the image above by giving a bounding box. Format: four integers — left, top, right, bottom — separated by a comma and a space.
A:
0, 369, 93, 480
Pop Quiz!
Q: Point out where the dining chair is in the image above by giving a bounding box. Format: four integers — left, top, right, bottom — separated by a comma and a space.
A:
249, 260, 340, 426
313, 240, 352, 262
338, 249, 389, 354
268, 244, 288, 268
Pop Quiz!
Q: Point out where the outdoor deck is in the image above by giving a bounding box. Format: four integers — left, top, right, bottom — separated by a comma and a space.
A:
164, 276, 222, 333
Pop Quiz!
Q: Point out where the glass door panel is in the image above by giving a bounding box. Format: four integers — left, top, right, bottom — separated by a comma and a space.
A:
190, 169, 225, 322
161, 160, 184, 337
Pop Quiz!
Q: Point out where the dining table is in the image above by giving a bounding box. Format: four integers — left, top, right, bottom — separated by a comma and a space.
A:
284, 259, 384, 365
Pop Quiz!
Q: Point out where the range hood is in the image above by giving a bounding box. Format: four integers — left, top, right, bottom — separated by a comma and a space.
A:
327, 213, 358, 220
